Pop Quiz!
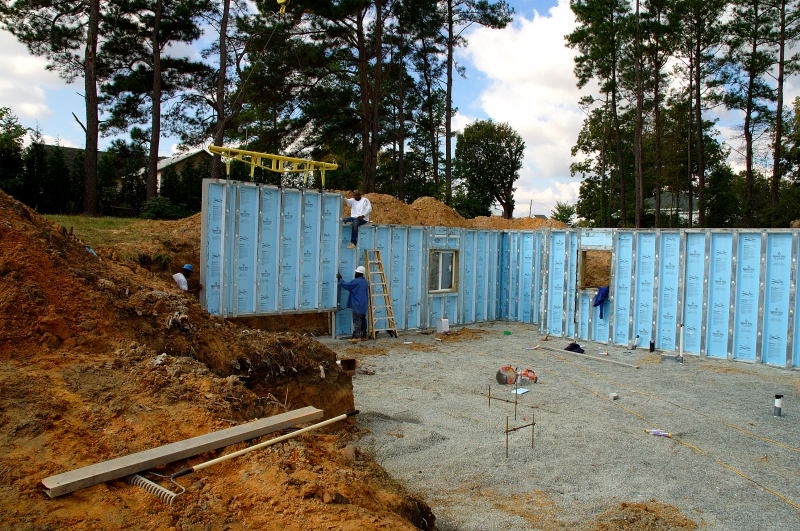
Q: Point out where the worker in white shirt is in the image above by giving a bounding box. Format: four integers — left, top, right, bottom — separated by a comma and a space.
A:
342, 190, 372, 248
173, 264, 201, 293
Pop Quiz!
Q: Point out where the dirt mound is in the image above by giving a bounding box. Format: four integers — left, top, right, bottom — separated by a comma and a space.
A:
593, 500, 698, 530
0, 189, 432, 529
467, 215, 567, 229
341, 190, 566, 229
408, 196, 467, 227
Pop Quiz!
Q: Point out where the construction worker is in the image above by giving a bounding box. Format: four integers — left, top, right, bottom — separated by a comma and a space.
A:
342, 190, 372, 248
173, 264, 201, 294
337, 265, 369, 342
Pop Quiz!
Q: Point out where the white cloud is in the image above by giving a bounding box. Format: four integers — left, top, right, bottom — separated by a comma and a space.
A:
0, 31, 65, 120
451, 111, 476, 134
461, 0, 590, 217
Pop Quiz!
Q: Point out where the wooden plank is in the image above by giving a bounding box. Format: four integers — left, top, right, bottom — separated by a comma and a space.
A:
41, 406, 323, 498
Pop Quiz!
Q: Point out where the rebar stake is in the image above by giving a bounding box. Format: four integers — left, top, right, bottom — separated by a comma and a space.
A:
488, 385, 491, 409
505, 416, 509, 458
532, 412, 535, 449
514, 378, 518, 420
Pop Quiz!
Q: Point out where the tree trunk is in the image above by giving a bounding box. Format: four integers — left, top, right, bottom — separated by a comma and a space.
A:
421, 41, 439, 187
366, 0, 384, 193
771, 0, 786, 218
445, 0, 454, 204
693, 31, 705, 226
356, 9, 371, 192
397, 55, 406, 200
611, 69, 625, 226
82, 0, 100, 216
600, 93, 610, 226
210, 0, 231, 181
652, 18, 663, 229
147, 0, 163, 200
687, 55, 693, 228
743, 0, 761, 226
501, 200, 514, 219
633, 0, 644, 228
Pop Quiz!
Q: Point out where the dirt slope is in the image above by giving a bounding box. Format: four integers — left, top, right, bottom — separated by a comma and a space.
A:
0, 190, 432, 529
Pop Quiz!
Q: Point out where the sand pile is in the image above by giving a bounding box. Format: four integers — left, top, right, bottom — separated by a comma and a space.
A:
343, 191, 567, 230
468, 215, 567, 230
0, 189, 432, 529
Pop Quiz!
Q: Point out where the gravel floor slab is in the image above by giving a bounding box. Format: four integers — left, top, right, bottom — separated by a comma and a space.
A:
321, 322, 800, 530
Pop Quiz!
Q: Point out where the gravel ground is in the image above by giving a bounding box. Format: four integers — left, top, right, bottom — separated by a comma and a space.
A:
321, 322, 800, 530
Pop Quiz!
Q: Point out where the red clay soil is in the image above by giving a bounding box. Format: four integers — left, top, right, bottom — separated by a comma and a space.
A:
0, 190, 433, 529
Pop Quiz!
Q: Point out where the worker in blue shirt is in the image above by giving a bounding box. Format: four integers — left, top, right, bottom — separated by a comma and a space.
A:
338, 265, 369, 341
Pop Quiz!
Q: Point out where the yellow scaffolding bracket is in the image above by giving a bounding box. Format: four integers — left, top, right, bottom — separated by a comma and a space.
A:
208, 145, 338, 188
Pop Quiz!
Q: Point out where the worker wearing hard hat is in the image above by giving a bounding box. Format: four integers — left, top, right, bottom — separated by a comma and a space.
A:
337, 265, 369, 342
173, 264, 201, 294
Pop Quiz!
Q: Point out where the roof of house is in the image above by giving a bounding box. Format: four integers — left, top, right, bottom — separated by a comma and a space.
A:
156, 147, 213, 172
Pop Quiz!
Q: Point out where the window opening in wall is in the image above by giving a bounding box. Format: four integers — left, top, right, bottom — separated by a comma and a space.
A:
580, 250, 611, 289
429, 250, 458, 292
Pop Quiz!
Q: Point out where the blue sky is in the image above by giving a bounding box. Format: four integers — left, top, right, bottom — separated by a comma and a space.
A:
1, 0, 590, 216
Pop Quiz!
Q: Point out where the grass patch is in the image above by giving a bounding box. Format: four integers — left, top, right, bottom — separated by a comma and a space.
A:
45, 215, 141, 248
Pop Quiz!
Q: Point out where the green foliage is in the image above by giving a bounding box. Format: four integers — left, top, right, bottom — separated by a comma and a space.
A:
140, 196, 188, 220
550, 202, 577, 226
455, 120, 524, 219
0, 107, 26, 196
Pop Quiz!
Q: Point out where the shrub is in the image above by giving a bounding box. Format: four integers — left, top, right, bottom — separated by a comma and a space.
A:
140, 196, 188, 220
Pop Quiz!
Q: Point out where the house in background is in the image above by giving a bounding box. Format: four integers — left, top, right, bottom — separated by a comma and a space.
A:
148, 147, 214, 191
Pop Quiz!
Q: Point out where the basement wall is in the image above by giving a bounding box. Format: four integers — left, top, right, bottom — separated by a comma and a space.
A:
200, 180, 799, 369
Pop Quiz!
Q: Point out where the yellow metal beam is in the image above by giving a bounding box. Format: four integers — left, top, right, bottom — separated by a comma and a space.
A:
208, 145, 337, 187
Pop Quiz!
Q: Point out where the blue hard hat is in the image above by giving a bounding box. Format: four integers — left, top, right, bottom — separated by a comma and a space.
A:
182, 264, 194, 272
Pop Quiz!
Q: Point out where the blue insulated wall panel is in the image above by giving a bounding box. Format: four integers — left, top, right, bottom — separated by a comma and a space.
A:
257, 188, 281, 313
234, 185, 259, 314
592, 299, 609, 342
390, 228, 408, 330
547, 232, 567, 335
795, 239, 800, 367
202, 182, 226, 315
370, 227, 393, 329
299, 193, 321, 310
762, 233, 792, 365
656, 233, 680, 350
319, 194, 340, 309
519, 233, 535, 323
567, 232, 578, 337
633, 233, 656, 347
613, 233, 634, 345
498, 233, 511, 319
488, 231, 500, 321
532, 232, 542, 324
224, 186, 237, 314
683, 233, 706, 354
461, 231, 477, 323
732, 233, 761, 360
201, 181, 341, 318
406, 228, 425, 329
335, 223, 358, 336
475, 232, 489, 322
578, 292, 591, 339
706, 233, 733, 358
279, 190, 302, 311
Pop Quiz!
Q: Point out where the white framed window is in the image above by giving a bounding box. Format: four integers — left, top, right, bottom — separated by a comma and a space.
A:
429, 250, 458, 292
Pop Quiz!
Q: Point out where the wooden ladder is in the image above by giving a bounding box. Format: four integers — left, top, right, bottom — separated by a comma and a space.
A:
364, 250, 398, 339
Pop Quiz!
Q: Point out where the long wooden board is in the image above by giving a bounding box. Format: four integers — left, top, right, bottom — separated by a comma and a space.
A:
41, 406, 323, 497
